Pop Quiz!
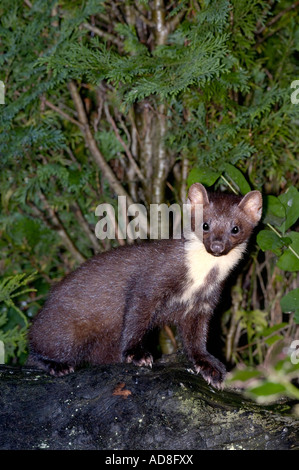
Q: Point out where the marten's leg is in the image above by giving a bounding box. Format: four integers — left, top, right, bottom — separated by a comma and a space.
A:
120, 298, 154, 367
178, 307, 226, 389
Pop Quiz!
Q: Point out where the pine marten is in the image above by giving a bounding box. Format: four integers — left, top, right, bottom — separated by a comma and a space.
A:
28, 183, 262, 388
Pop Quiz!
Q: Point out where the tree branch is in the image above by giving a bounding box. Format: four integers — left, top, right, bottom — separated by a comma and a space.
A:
68, 80, 134, 205
256, 1, 299, 35
152, 0, 185, 45
43, 99, 84, 130
70, 202, 102, 253
151, 103, 169, 204
152, 0, 168, 45
104, 102, 145, 183
37, 192, 86, 265
81, 22, 123, 48
167, 8, 186, 34
149, 2, 170, 205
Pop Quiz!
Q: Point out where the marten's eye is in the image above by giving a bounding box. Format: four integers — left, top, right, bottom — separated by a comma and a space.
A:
203, 222, 210, 231
231, 226, 239, 234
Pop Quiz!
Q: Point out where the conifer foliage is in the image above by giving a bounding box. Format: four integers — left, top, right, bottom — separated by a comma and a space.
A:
0, 1, 298, 396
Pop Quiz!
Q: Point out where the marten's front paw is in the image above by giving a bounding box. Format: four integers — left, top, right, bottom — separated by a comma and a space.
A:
123, 348, 153, 368
193, 354, 226, 389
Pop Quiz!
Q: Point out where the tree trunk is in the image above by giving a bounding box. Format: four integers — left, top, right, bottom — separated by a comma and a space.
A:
1, 358, 298, 450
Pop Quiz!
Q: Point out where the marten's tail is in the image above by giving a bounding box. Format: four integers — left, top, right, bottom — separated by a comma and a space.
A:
27, 352, 75, 377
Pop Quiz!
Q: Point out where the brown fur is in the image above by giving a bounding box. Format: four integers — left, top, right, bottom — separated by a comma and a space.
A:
28, 184, 262, 387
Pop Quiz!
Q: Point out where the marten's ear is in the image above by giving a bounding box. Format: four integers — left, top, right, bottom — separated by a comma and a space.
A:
238, 190, 263, 225
187, 183, 209, 206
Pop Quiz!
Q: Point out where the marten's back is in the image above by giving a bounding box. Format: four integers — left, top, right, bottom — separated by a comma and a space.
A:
28, 239, 183, 368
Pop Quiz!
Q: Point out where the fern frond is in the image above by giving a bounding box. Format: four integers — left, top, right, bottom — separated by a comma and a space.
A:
0, 272, 37, 326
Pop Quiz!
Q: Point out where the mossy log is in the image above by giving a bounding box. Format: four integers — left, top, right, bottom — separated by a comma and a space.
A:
0, 357, 298, 450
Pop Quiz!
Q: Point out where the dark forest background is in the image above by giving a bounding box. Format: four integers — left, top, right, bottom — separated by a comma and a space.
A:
0, 0, 298, 403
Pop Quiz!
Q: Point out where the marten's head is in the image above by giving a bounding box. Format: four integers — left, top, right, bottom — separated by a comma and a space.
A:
187, 183, 262, 257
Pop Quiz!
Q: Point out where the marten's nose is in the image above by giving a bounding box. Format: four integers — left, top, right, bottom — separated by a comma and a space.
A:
210, 241, 225, 255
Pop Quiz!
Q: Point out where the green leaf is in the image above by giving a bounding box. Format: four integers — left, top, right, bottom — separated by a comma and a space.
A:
264, 334, 283, 346
281, 236, 292, 247
187, 167, 221, 188
277, 232, 299, 272
280, 288, 299, 323
223, 163, 251, 195
278, 186, 299, 232
249, 382, 287, 397
263, 195, 286, 226
261, 322, 288, 337
228, 369, 261, 382
256, 229, 284, 256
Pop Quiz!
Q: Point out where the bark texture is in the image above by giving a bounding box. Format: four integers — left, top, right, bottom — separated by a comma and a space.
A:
0, 358, 298, 450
